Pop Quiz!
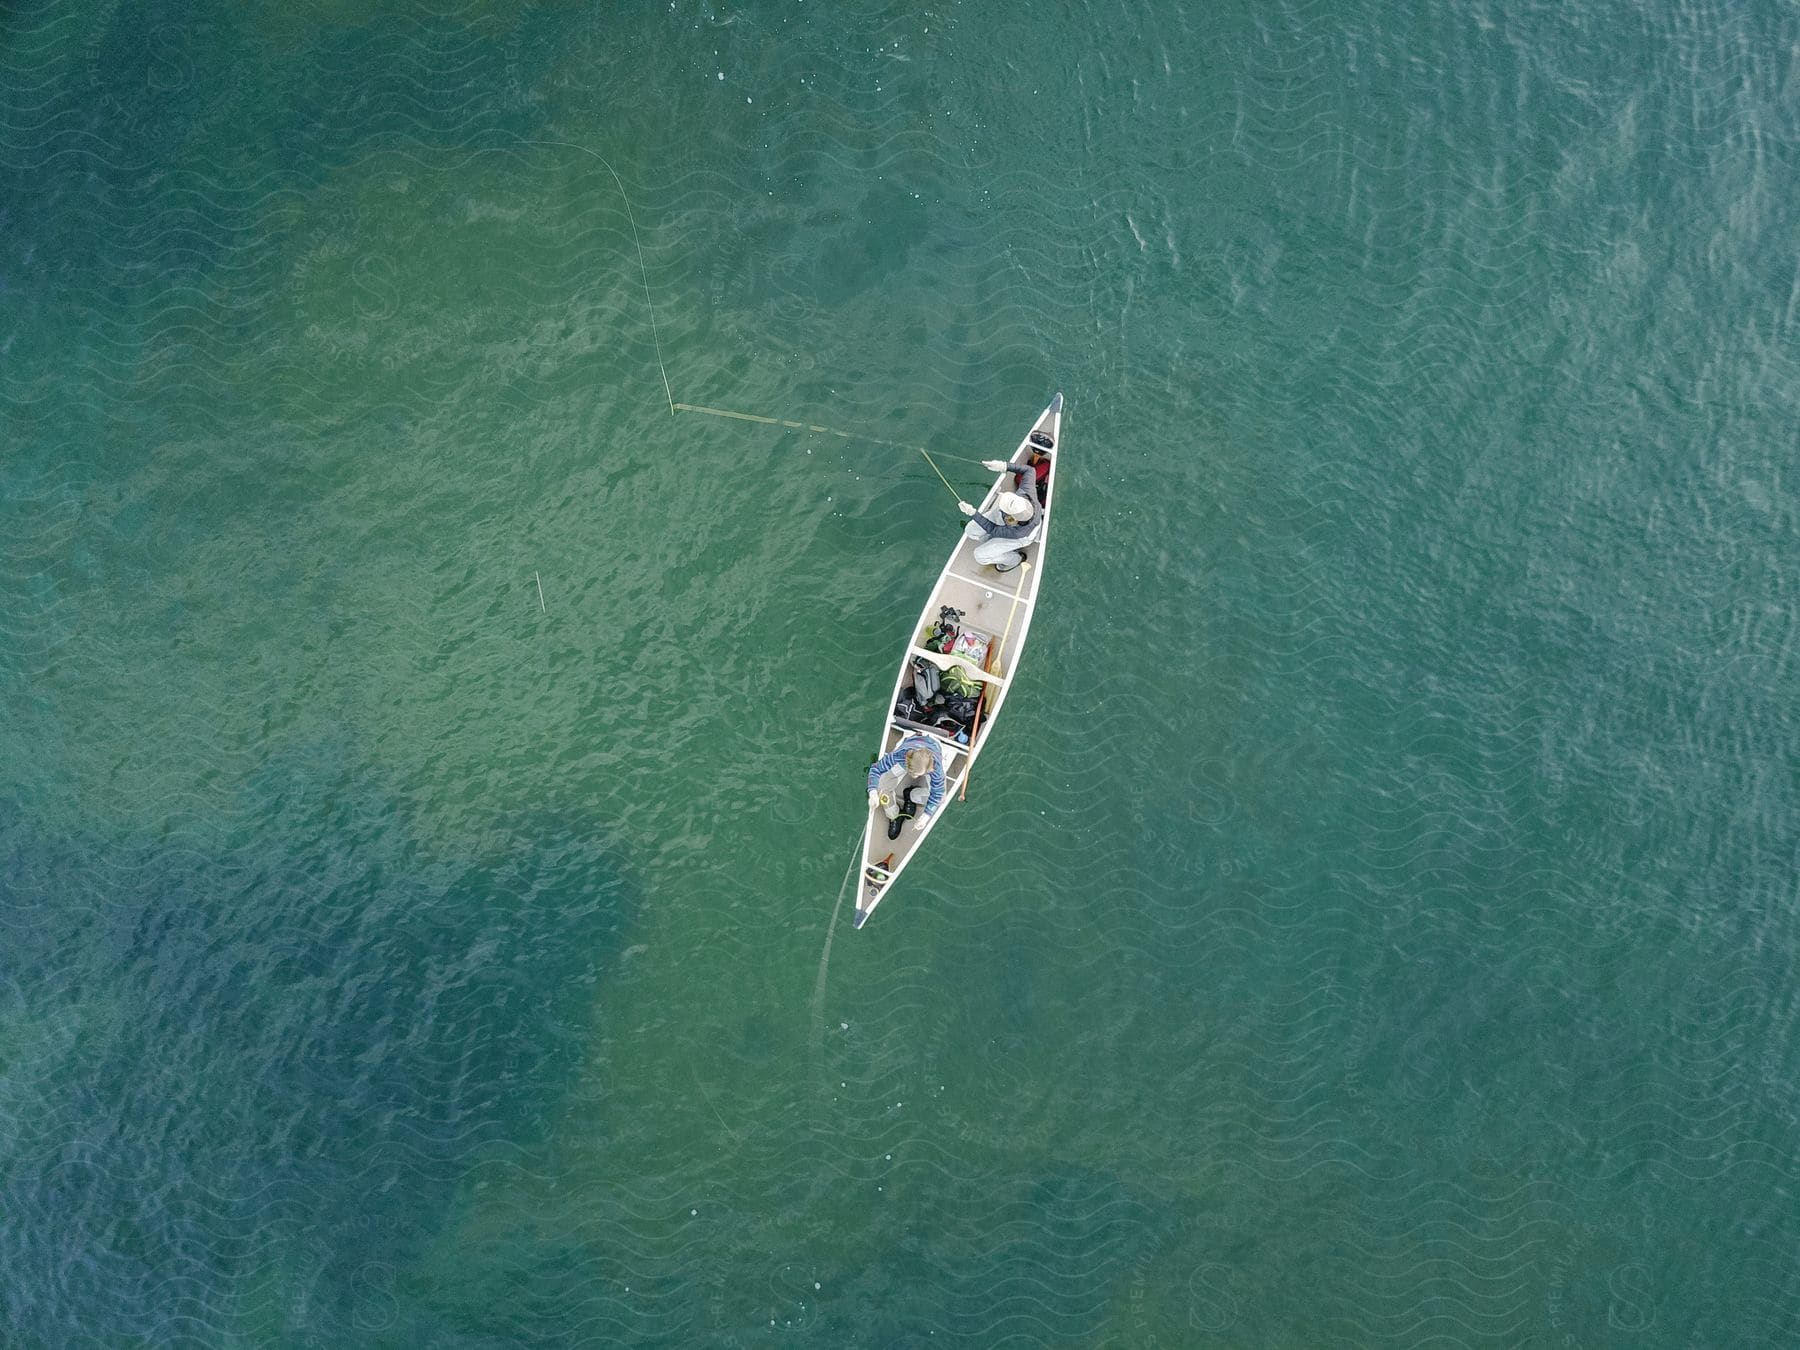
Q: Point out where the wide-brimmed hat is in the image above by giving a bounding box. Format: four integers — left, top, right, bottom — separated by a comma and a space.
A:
996, 491, 1034, 521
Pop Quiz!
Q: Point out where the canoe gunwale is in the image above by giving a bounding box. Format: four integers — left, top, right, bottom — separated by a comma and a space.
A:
852, 393, 1064, 929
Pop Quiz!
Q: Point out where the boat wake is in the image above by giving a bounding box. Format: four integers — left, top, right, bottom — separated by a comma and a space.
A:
810, 839, 861, 1083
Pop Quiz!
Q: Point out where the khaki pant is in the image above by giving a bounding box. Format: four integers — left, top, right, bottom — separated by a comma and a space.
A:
875, 768, 929, 820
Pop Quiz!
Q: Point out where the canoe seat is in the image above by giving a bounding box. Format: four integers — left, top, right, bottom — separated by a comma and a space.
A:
892, 713, 969, 747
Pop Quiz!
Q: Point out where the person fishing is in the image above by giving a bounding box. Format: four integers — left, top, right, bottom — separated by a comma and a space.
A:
866, 734, 947, 840
958, 456, 1043, 572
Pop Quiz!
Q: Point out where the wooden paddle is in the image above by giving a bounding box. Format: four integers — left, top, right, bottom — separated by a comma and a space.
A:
959, 683, 989, 802
960, 563, 1031, 801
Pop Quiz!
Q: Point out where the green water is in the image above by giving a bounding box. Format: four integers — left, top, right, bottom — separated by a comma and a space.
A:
3, 1, 1796, 1344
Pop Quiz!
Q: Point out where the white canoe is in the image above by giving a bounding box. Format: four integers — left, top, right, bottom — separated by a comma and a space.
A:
853, 393, 1064, 929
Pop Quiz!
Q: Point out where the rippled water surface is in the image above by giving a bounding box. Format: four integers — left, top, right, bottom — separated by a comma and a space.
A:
4, 1, 1796, 1344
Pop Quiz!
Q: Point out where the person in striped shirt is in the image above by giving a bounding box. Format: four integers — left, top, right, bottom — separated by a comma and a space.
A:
866, 735, 947, 839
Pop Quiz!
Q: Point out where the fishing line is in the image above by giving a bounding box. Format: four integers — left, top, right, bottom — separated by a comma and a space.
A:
691, 1066, 738, 1142
522, 138, 675, 414
524, 140, 986, 484
675, 399, 986, 468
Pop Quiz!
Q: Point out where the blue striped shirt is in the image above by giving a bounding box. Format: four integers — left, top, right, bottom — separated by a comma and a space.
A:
866, 735, 947, 816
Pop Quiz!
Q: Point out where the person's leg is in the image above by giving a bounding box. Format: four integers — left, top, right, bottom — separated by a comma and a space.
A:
972, 537, 1022, 570
895, 776, 925, 819
885, 772, 924, 839
901, 781, 931, 830
877, 767, 907, 820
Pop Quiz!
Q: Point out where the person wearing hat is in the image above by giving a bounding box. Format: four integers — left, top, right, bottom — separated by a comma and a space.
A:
866, 734, 947, 840
958, 457, 1042, 572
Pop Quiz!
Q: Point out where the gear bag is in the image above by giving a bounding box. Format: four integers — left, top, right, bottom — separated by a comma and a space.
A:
911, 658, 942, 705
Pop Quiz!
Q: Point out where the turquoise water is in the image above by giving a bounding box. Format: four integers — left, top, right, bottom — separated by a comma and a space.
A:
3, 1, 1796, 1344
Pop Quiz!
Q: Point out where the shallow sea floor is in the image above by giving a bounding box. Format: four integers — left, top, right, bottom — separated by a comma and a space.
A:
2, 1, 1796, 1344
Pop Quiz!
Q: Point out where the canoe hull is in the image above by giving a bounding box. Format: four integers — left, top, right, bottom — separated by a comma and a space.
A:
854, 393, 1064, 928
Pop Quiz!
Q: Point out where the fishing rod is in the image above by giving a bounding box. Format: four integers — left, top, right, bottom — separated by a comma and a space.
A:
525, 137, 986, 497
